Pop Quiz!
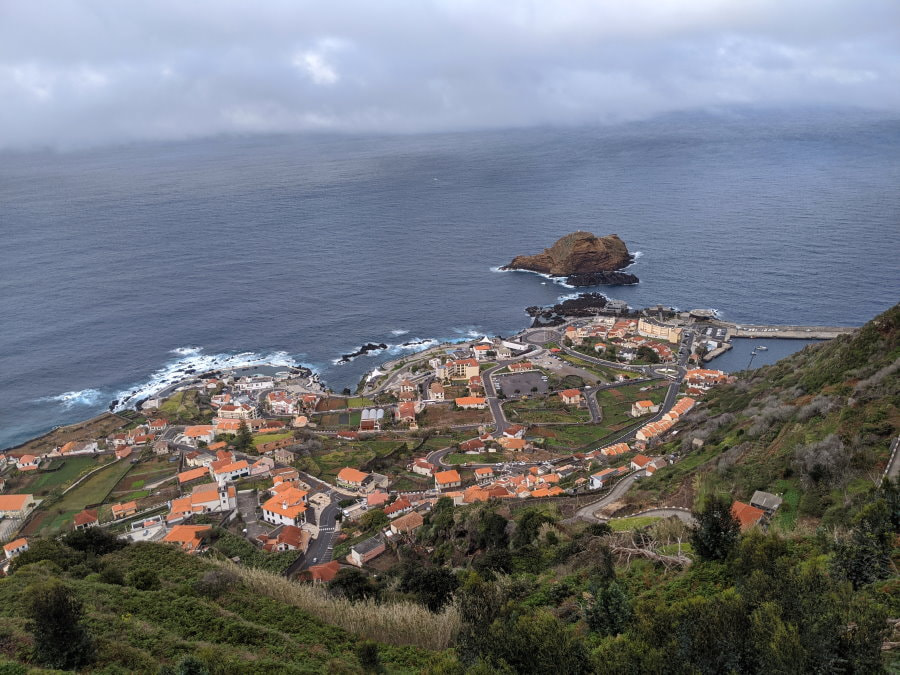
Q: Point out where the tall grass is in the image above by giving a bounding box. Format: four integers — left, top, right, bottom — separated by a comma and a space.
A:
220, 561, 460, 650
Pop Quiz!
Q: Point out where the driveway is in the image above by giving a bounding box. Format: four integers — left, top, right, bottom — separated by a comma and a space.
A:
235, 489, 268, 540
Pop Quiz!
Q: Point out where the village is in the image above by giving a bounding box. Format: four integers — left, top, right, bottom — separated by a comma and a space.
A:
1, 307, 773, 578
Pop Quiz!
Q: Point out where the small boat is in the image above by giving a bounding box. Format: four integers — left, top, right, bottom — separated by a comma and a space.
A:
756, 345, 768, 351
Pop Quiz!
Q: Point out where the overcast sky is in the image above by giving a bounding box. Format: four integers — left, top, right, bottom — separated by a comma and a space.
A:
1, 0, 898, 150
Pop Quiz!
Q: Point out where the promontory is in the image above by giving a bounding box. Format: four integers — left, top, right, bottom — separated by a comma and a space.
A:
502, 231, 638, 286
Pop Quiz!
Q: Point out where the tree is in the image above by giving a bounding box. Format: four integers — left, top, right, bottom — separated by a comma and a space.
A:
691, 494, 740, 561
512, 509, 555, 548
233, 420, 253, 453
62, 526, 127, 557
478, 511, 509, 550
328, 568, 378, 601
636, 346, 660, 364
24, 579, 94, 670
9, 539, 82, 573
359, 509, 389, 532
128, 567, 160, 591
829, 498, 893, 589
585, 581, 632, 636
400, 566, 460, 612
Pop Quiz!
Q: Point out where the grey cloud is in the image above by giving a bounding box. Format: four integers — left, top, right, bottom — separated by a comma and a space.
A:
0, 0, 898, 149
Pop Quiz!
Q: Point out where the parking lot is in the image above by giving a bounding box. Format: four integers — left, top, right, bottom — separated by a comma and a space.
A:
494, 371, 549, 396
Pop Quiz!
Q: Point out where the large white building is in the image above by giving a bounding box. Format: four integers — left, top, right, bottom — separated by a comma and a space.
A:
261, 486, 309, 527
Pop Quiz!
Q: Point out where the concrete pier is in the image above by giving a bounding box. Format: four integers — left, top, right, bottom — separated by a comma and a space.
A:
712, 322, 857, 340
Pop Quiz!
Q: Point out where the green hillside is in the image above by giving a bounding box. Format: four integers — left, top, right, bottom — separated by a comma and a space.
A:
635, 303, 899, 529
0, 531, 444, 674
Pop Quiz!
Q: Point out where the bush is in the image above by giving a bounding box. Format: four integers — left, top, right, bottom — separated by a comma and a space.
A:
355, 640, 382, 673
193, 569, 238, 599
23, 579, 94, 670
128, 568, 160, 591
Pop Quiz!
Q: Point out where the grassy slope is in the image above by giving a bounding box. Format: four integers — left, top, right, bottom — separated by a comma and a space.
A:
0, 543, 437, 674
636, 303, 899, 525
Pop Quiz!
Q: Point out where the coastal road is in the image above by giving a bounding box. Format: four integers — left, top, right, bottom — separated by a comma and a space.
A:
567, 471, 643, 522
481, 361, 513, 434
583, 386, 602, 423
281, 469, 346, 574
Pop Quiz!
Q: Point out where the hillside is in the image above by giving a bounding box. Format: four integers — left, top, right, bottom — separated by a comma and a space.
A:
634, 303, 899, 528
0, 532, 447, 674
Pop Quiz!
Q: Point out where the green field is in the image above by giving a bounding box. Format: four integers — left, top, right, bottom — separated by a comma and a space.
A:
445, 452, 502, 465
25, 459, 134, 537
253, 431, 294, 447
559, 353, 639, 381
504, 397, 591, 424
25, 456, 102, 493
595, 383, 666, 429
537, 425, 619, 450
158, 390, 203, 422
346, 397, 374, 407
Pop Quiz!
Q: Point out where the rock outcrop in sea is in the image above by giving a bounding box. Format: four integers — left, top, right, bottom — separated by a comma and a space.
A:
526, 293, 623, 327
503, 231, 637, 285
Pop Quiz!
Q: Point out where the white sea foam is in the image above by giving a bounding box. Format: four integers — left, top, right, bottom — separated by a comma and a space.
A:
387, 339, 439, 354
37, 388, 105, 408
491, 266, 574, 288
170, 346, 202, 356
633, 251, 643, 259
390, 329, 410, 336
109, 348, 301, 412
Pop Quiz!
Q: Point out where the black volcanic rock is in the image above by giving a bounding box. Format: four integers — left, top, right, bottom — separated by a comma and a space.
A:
566, 271, 639, 286
338, 343, 388, 364
526, 293, 626, 327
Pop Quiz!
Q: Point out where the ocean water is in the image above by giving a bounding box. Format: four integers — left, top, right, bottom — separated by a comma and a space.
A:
2, 108, 899, 449
706, 338, 824, 373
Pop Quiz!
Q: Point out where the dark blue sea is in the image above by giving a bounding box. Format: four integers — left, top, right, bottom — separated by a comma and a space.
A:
2, 108, 899, 449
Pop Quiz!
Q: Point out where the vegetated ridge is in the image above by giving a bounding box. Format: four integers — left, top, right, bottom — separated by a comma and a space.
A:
635, 302, 899, 525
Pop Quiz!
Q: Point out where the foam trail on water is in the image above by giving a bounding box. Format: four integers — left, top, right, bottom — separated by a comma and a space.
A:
36, 389, 105, 408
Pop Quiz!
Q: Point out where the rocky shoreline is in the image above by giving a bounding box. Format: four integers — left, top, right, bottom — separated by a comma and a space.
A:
526, 292, 617, 327
566, 270, 639, 286
337, 343, 389, 364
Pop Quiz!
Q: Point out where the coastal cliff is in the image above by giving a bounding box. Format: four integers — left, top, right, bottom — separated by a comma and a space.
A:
503, 231, 637, 285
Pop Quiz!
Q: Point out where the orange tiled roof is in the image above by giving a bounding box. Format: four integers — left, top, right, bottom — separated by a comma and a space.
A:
261, 487, 308, 520
178, 467, 209, 483
163, 525, 211, 552
3, 537, 28, 553
337, 467, 368, 484
0, 494, 32, 511
732, 501, 765, 530
73, 509, 98, 526
435, 469, 461, 485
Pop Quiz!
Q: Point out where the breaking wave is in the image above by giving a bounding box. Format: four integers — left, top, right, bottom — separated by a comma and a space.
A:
36, 388, 105, 408
108, 347, 303, 412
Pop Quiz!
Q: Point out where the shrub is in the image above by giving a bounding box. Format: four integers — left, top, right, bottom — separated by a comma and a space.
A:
128, 568, 160, 591
23, 579, 94, 670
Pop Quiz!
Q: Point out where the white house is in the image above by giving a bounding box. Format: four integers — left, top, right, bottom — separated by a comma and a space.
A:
261, 487, 309, 527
